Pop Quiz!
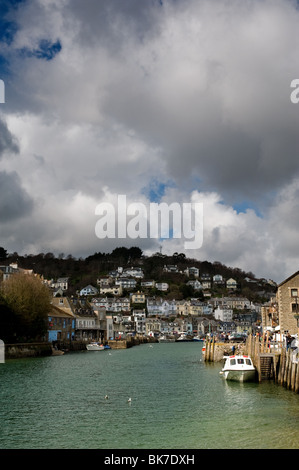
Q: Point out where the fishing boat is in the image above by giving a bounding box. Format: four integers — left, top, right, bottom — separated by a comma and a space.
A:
86, 342, 105, 351
220, 355, 256, 382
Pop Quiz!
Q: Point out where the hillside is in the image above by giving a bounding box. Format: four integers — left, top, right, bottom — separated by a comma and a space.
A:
1, 246, 276, 302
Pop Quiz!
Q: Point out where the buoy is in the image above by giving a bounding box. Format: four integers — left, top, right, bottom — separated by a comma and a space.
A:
105, 395, 109, 399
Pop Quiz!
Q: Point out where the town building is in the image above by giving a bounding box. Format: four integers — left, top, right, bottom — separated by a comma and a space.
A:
276, 271, 299, 334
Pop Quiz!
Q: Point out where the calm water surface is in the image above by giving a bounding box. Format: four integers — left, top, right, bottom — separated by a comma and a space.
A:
0, 342, 298, 449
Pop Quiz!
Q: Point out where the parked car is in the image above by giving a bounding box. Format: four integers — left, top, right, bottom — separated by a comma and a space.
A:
228, 333, 247, 342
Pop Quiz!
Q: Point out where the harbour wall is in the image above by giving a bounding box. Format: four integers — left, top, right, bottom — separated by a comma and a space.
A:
5, 342, 53, 359
4, 336, 158, 358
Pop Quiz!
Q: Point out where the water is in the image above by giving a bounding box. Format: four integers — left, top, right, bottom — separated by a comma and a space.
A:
0, 342, 298, 449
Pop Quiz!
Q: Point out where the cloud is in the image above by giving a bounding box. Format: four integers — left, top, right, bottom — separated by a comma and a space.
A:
0, 170, 33, 222
0, 0, 298, 282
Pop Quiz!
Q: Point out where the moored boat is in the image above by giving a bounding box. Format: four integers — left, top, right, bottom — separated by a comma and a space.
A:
220, 355, 256, 382
192, 335, 203, 342
176, 334, 192, 342
86, 342, 105, 351
158, 335, 176, 343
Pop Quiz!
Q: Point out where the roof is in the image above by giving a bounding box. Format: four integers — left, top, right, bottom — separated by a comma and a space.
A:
49, 305, 75, 318
277, 270, 299, 288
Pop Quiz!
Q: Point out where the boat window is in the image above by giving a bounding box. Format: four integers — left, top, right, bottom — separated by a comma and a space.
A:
245, 359, 252, 365
230, 359, 236, 365
237, 359, 244, 364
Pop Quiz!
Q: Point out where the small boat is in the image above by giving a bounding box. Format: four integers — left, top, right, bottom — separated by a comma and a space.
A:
220, 355, 256, 382
192, 335, 203, 342
86, 342, 105, 351
176, 334, 192, 342
158, 335, 175, 343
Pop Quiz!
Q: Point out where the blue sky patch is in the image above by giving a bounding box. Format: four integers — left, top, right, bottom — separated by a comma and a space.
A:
233, 201, 263, 218
20, 39, 62, 61
143, 179, 176, 203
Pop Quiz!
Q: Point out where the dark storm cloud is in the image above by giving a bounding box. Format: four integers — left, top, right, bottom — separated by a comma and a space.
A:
0, 118, 19, 156
0, 119, 33, 222
0, 171, 33, 221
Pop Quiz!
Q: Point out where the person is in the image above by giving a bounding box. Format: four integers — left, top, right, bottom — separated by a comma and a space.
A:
231, 345, 236, 355
286, 333, 293, 351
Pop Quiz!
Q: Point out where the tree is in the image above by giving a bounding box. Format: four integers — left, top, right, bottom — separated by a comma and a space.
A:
0, 247, 7, 261
0, 273, 51, 342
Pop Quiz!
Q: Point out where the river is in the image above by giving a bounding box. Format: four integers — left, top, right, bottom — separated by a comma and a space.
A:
0, 342, 298, 449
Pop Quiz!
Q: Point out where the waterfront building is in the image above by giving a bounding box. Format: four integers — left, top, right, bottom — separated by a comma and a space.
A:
48, 305, 76, 343
145, 318, 162, 336
276, 271, 299, 335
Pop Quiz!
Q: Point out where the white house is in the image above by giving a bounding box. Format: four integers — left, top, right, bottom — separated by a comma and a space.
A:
185, 267, 199, 277
155, 282, 169, 291
115, 278, 137, 289
186, 280, 202, 290
214, 306, 233, 322
123, 267, 144, 278
79, 285, 99, 296
226, 278, 238, 290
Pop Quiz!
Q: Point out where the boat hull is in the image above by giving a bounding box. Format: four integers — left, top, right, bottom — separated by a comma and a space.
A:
220, 355, 257, 382
222, 369, 256, 382
86, 344, 104, 351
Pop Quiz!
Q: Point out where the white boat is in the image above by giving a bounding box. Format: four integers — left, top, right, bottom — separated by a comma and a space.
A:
192, 335, 202, 342
158, 335, 176, 343
176, 334, 192, 342
220, 355, 256, 382
86, 342, 105, 351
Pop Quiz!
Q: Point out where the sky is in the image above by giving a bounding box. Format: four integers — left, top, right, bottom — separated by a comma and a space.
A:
0, 0, 299, 283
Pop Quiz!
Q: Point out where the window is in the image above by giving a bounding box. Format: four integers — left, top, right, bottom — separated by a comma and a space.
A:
291, 288, 298, 297
237, 358, 244, 364
291, 303, 299, 313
